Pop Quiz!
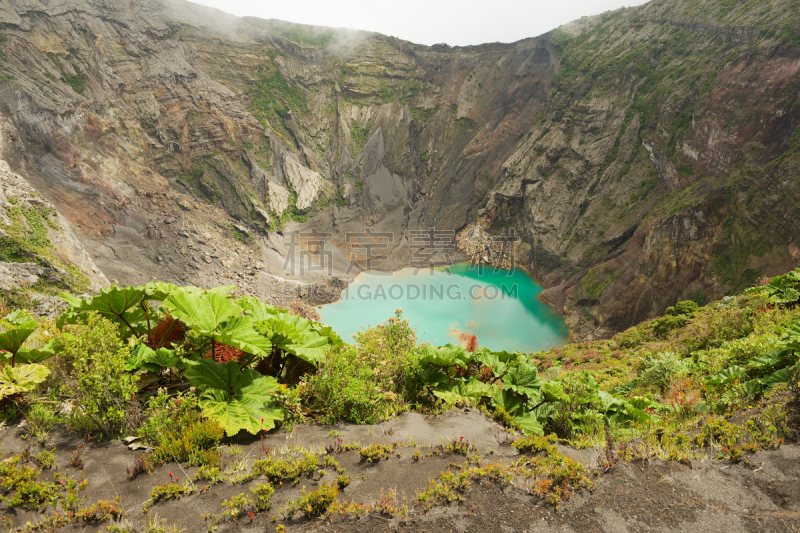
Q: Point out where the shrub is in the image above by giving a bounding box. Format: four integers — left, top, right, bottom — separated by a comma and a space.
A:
653, 315, 687, 337
674, 304, 754, 353
59, 314, 137, 436
350, 310, 422, 400
301, 311, 422, 424
359, 444, 394, 463
301, 345, 396, 424
283, 481, 339, 518
640, 352, 690, 392
667, 300, 699, 316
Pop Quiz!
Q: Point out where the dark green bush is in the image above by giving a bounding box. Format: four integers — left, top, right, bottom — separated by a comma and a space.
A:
653, 315, 687, 337
666, 300, 699, 317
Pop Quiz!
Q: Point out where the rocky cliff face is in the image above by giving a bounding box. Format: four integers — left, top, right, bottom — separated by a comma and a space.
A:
0, 0, 797, 338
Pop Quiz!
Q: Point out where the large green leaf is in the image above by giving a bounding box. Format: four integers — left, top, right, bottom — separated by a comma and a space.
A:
4, 311, 35, 326
515, 414, 544, 436
606, 399, 653, 426
60, 285, 146, 335
417, 344, 473, 368
540, 381, 569, 403
0, 364, 49, 399
782, 321, 800, 353
476, 350, 513, 379
420, 366, 449, 388
706, 366, 746, 387
11, 342, 56, 365
162, 291, 242, 335
163, 291, 270, 358
759, 366, 795, 389
257, 315, 330, 365
125, 345, 180, 372
139, 282, 182, 302
238, 295, 279, 321
125, 344, 160, 373
0, 321, 38, 359
492, 387, 525, 416
186, 360, 283, 435
503, 360, 542, 399
433, 379, 492, 404
212, 316, 272, 359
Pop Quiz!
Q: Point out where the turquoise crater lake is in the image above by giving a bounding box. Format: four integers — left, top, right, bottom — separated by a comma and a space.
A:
318, 263, 569, 353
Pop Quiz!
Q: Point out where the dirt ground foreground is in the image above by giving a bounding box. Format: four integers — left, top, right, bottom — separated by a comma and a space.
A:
1, 409, 799, 532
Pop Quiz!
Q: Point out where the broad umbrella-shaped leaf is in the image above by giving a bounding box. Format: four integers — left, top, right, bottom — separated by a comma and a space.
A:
4, 311, 35, 326
162, 291, 242, 335
503, 360, 542, 399
11, 342, 56, 364
706, 366, 746, 387
163, 291, 271, 357
126, 344, 181, 372
257, 315, 330, 365
476, 350, 512, 379
492, 387, 525, 416
149, 348, 181, 369
213, 316, 272, 358
782, 322, 800, 353
418, 344, 473, 368
540, 381, 569, 403
0, 321, 38, 360
434, 379, 492, 404
0, 364, 49, 399
515, 414, 544, 436
759, 366, 795, 389
420, 366, 449, 388
239, 295, 279, 321
60, 285, 146, 336
186, 360, 283, 435
125, 344, 161, 372
139, 282, 182, 302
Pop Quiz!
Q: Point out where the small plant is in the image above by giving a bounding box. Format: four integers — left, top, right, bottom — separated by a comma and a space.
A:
143, 481, 194, 512
443, 435, 474, 456
283, 482, 339, 518
512, 434, 558, 455
126, 454, 152, 479
252, 454, 318, 484
68, 442, 86, 469
193, 464, 223, 484
25, 403, 59, 445
336, 475, 351, 488
359, 444, 394, 463
36, 448, 56, 469
412, 450, 422, 461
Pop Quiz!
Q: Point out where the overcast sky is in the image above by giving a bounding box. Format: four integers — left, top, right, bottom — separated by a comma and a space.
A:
195, 0, 651, 46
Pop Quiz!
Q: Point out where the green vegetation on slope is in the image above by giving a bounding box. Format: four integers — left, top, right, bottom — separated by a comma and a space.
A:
1, 266, 798, 459
0, 266, 798, 524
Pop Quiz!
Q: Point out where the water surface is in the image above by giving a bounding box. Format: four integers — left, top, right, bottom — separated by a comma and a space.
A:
318, 263, 569, 353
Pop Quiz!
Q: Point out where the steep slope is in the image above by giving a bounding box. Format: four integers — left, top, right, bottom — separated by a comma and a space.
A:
511, 0, 800, 338
0, 0, 798, 339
